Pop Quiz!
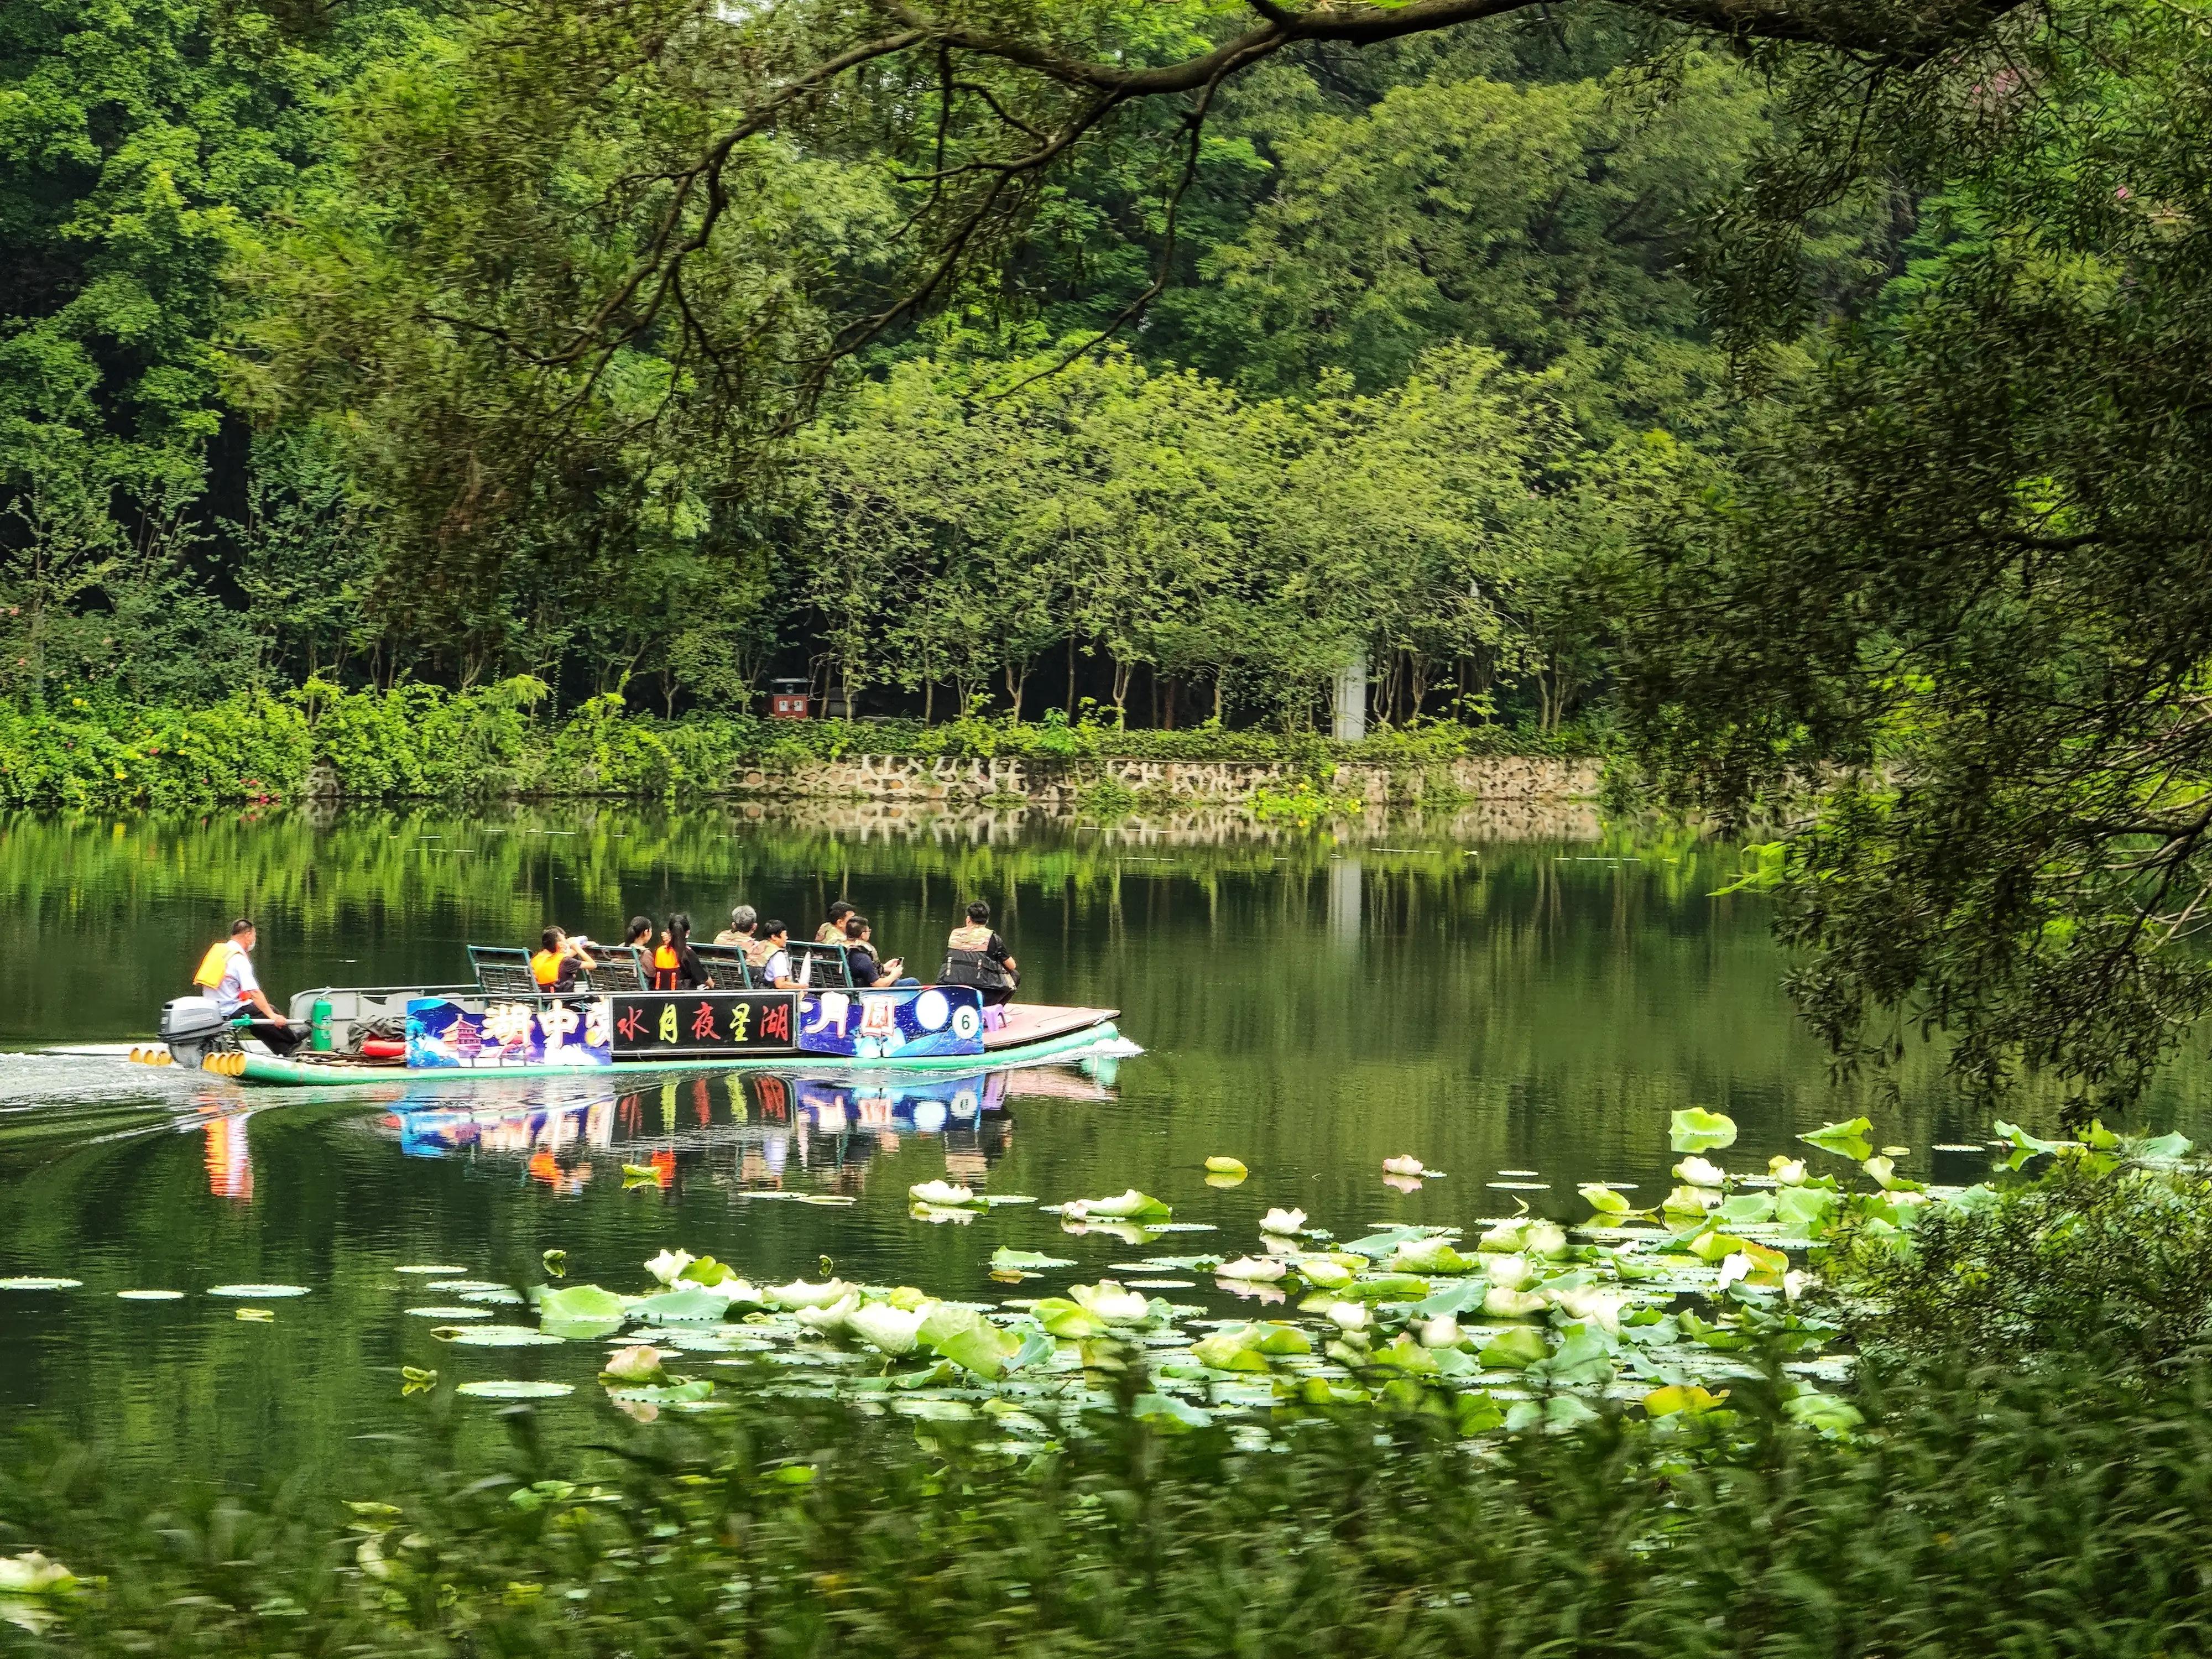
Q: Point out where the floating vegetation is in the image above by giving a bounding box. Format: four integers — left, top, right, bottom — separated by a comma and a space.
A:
235, 1308, 275, 1322
208, 1284, 310, 1298
394, 1265, 468, 1276
115, 1289, 184, 1301
0, 1278, 81, 1292
435, 1325, 564, 1347
425, 1280, 508, 1295
406, 1306, 492, 1320
455, 1380, 572, 1399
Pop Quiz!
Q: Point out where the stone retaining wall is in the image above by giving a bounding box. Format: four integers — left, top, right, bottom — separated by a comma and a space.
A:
729, 752, 1600, 807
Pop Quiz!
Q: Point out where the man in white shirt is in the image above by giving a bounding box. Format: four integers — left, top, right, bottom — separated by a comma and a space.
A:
195, 919, 304, 1054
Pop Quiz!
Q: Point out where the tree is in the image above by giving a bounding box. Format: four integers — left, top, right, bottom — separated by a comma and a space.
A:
1618, 1, 2212, 1117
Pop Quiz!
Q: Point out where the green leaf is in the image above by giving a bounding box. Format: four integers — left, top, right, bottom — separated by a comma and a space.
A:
916, 1305, 1020, 1379
1669, 1108, 1738, 1152
989, 1247, 1076, 1273
1775, 1185, 1841, 1235
1133, 1392, 1212, 1429
1578, 1183, 1631, 1215
1478, 1326, 1550, 1369
1801, 1118, 1874, 1160
1716, 1192, 1776, 1225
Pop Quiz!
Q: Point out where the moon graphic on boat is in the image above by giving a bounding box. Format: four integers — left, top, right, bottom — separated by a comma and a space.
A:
915, 989, 951, 1030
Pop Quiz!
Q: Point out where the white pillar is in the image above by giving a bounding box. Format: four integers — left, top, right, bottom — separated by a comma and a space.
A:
1332, 653, 1368, 742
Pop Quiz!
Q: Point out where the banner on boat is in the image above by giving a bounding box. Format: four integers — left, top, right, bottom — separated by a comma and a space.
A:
609, 992, 796, 1058
795, 986, 986, 1060
405, 996, 614, 1070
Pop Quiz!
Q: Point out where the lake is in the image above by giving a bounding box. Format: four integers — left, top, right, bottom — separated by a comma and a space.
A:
0, 802, 2199, 1480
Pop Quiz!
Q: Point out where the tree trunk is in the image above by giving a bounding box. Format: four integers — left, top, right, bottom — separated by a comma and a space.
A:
1111, 658, 1133, 727
1004, 658, 1029, 723
1163, 678, 1177, 730
1214, 671, 1225, 726
923, 680, 935, 723
1067, 635, 1078, 715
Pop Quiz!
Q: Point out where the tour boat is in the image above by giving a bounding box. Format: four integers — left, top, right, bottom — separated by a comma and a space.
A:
149, 938, 1134, 1088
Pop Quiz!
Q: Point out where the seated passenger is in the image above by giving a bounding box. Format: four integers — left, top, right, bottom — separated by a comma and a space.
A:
194, 918, 305, 1055
531, 926, 596, 993
816, 899, 855, 945
942, 900, 1019, 1025
652, 912, 714, 990
843, 916, 916, 988
624, 915, 653, 951
758, 921, 800, 990
714, 904, 758, 950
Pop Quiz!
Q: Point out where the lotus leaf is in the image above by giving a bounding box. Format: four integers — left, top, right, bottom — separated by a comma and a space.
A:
1579, 1184, 1631, 1216
765, 1279, 855, 1310
116, 1289, 184, 1301
1296, 1256, 1354, 1287
1190, 1329, 1272, 1372
1371, 1334, 1439, 1374
1327, 1300, 1371, 1332
541, 1249, 567, 1278
1801, 1117, 1874, 1161
1216, 1255, 1286, 1282
1133, 1392, 1213, 1429
1389, 1235, 1478, 1274
1674, 1155, 1729, 1188
1479, 1326, 1550, 1368
1067, 1281, 1151, 1322
1768, 1157, 1807, 1186
848, 1301, 935, 1356
1662, 1185, 1722, 1218
439, 1324, 564, 1347
1414, 1279, 1490, 1317
908, 1180, 982, 1207
1203, 1156, 1248, 1176
1644, 1383, 1729, 1417
607, 1379, 716, 1406
235, 1307, 275, 1322
1548, 1284, 1632, 1332
1524, 1220, 1571, 1258
1029, 1298, 1109, 1340
988, 1247, 1076, 1272
794, 1294, 860, 1333
456, 1380, 572, 1399
1486, 1253, 1535, 1291
1484, 1286, 1548, 1319
1717, 1192, 1777, 1225
406, 1305, 490, 1320
1783, 1390, 1864, 1433
1064, 1190, 1172, 1222
395, 1265, 467, 1275
209, 1284, 309, 1298
1775, 1185, 1841, 1234
634, 1287, 735, 1323
1477, 1219, 1527, 1253
1669, 1108, 1738, 1152
917, 1304, 1021, 1378
1420, 1314, 1465, 1348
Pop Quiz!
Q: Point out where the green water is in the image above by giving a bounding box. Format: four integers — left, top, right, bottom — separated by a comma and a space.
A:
0, 804, 2199, 1480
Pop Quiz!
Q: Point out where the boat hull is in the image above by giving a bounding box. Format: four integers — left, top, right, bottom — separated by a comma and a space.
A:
228, 1015, 1129, 1088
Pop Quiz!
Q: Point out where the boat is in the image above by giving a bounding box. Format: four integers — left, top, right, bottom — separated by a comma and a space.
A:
148, 937, 1135, 1088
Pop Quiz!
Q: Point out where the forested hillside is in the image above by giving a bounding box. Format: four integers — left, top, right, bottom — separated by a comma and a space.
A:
12, 0, 2212, 1111
2, 0, 1853, 734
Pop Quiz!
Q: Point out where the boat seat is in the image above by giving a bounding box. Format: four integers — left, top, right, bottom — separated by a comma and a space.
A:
469, 946, 542, 998
787, 941, 857, 989
690, 943, 756, 989
588, 943, 650, 990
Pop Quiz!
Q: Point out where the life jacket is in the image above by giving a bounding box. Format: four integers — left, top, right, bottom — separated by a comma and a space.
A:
531, 948, 563, 989
743, 936, 774, 969
653, 943, 680, 990
192, 940, 234, 991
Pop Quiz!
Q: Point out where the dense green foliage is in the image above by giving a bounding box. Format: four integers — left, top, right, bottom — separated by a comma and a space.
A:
3, 0, 1783, 737
0, 681, 1551, 808
12, 1349, 2212, 1656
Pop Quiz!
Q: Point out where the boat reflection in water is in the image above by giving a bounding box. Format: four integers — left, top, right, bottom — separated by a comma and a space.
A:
371, 1062, 1117, 1199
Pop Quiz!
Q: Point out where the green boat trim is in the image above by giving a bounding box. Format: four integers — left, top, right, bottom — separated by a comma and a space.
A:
234, 1020, 1128, 1088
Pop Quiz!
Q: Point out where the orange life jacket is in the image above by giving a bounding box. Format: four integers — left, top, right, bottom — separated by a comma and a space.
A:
531, 948, 563, 989
653, 943, 680, 990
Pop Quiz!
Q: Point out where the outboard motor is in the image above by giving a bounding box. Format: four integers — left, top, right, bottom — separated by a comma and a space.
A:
158, 997, 234, 1068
